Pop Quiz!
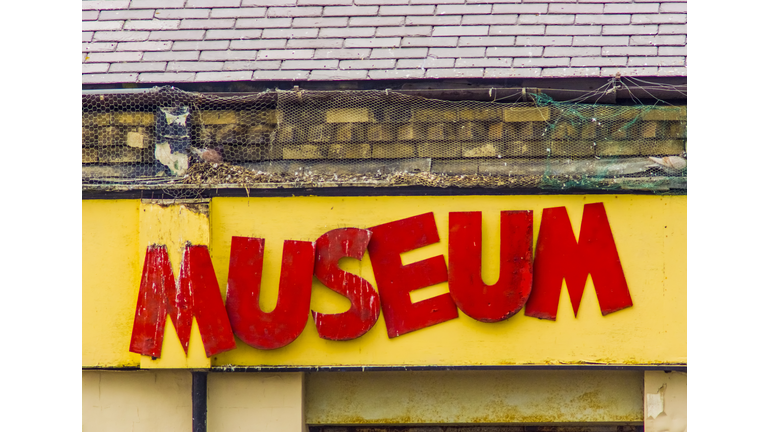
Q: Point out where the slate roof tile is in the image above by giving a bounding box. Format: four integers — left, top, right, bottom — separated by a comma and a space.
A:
82, 0, 687, 82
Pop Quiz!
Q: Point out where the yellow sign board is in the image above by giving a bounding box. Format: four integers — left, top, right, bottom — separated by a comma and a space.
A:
83, 195, 686, 368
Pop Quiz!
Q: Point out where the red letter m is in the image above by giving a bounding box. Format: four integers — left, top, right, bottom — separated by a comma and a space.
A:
525, 203, 633, 320
129, 244, 236, 358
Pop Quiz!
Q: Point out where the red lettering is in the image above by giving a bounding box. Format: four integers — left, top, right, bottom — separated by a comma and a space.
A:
313, 228, 380, 341
525, 203, 633, 320
448, 211, 534, 323
368, 213, 458, 338
129, 244, 236, 358
225, 236, 315, 350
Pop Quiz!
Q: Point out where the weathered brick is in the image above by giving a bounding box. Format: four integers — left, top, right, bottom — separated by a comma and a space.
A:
99, 10, 155, 20
83, 32, 94, 42
123, 20, 181, 30
315, 48, 372, 59
232, 39, 286, 49
550, 141, 594, 157
195, 71, 254, 81
571, 56, 627, 67
406, 15, 460, 25
457, 57, 512, 68
396, 124, 423, 140
486, 122, 505, 140
349, 16, 404, 26
632, 14, 687, 24
490, 25, 544, 35
486, 46, 544, 57
484, 68, 542, 78
287, 39, 343, 48
574, 36, 629, 46
667, 121, 686, 138
366, 124, 393, 141
371, 143, 416, 159
143, 50, 200, 61
149, 30, 207, 40
98, 126, 119, 145
339, 59, 395, 69
418, 142, 461, 158
403, 37, 458, 47
83, 1, 130, 10
126, 129, 154, 148
513, 57, 569, 67
211, 8, 267, 18
542, 46, 598, 57
323, 6, 379, 16
292, 17, 349, 27
463, 142, 502, 158
186, 0, 241, 7
154, 9, 212, 19
82, 147, 99, 163
345, 38, 400, 48
597, 141, 640, 156
257, 49, 314, 60
93, 31, 150, 42
575, 14, 630, 25
319, 27, 375, 38
515, 36, 572, 46
333, 123, 360, 141
83, 10, 100, 21
253, 70, 309, 80
425, 123, 451, 139
604, 3, 659, 13
434, 26, 490, 36
641, 139, 684, 156
282, 59, 338, 69
83, 42, 118, 52
267, 6, 323, 17
172, 40, 227, 50
504, 107, 550, 122
546, 25, 602, 35
436, 4, 491, 15
492, 4, 547, 14
505, 141, 547, 157
413, 109, 456, 122
83, 63, 110, 73
235, 17, 292, 27
630, 35, 686, 45
602, 46, 657, 56
462, 14, 519, 25
641, 106, 686, 121
200, 50, 256, 61
639, 121, 659, 138
83, 113, 112, 127
457, 122, 486, 140
518, 14, 574, 25
138, 72, 196, 82
656, 67, 687, 76
130, 0, 185, 8
168, 61, 224, 71
263, 28, 319, 38
99, 147, 153, 163
368, 69, 425, 79
326, 108, 371, 123
283, 144, 325, 159
381, 5, 433, 15
377, 27, 432, 37
306, 124, 335, 142
542, 67, 601, 77
110, 62, 167, 72
179, 19, 236, 29
548, 4, 603, 14
83, 52, 143, 62
116, 41, 173, 51
328, 143, 371, 159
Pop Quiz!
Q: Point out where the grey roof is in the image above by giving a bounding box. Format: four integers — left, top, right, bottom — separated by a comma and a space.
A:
82, 0, 687, 84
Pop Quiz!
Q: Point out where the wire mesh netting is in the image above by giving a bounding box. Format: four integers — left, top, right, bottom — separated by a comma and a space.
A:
82, 86, 686, 195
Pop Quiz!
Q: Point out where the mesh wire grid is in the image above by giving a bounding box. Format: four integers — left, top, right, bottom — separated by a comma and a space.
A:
82, 86, 686, 195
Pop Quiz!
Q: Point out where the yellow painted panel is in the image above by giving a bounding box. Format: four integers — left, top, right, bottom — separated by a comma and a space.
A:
208, 373, 306, 432
138, 201, 211, 369
83, 370, 192, 432
82, 195, 686, 367
306, 370, 643, 424
83, 200, 141, 367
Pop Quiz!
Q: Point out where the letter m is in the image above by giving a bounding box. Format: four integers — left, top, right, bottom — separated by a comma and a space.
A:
129, 244, 236, 358
525, 203, 633, 320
